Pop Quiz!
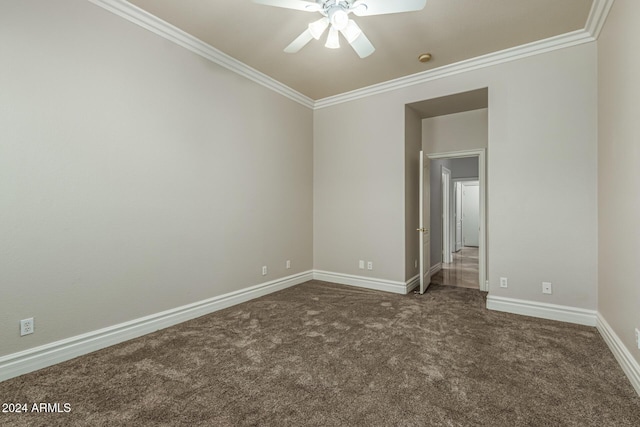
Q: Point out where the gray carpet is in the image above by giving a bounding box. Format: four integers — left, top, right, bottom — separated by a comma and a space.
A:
0, 281, 639, 426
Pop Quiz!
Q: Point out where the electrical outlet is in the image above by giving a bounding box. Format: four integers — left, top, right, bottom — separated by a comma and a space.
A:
635, 328, 640, 350
499, 277, 508, 288
20, 318, 34, 336
286, 260, 291, 269
367, 261, 373, 270
542, 282, 552, 294
262, 266, 267, 276
358, 260, 365, 270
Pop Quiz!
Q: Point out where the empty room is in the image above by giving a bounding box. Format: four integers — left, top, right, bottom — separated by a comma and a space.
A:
1, 0, 639, 425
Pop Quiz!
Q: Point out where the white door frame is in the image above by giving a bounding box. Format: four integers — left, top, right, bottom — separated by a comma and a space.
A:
454, 181, 463, 252
427, 149, 487, 292
441, 166, 452, 264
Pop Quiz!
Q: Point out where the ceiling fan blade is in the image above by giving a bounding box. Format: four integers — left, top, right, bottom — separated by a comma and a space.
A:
252, 0, 321, 12
352, 0, 426, 16
348, 31, 375, 58
284, 29, 314, 53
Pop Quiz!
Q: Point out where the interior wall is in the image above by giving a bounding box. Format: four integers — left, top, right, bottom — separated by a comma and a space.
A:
0, 0, 313, 357
450, 157, 479, 180
423, 109, 488, 154
314, 42, 597, 310
314, 96, 406, 282
597, 0, 640, 366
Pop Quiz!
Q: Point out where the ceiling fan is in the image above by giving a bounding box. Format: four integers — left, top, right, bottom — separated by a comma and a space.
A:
253, 0, 427, 58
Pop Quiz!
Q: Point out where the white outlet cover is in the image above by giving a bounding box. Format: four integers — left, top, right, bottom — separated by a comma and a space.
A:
262, 266, 267, 276
542, 282, 552, 294
20, 318, 34, 336
499, 277, 508, 288
358, 260, 365, 269
636, 328, 640, 350
367, 261, 373, 270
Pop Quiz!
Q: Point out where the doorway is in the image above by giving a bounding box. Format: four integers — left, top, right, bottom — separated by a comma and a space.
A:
459, 180, 479, 248
432, 176, 481, 289
429, 152, 486, 291
405, 88, 488, 293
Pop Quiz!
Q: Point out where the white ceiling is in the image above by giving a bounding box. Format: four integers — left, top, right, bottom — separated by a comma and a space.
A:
126, 0, 594, 100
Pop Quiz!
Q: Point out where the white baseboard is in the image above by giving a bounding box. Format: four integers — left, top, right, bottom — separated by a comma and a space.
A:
9, 272, 635, 399
596, 313, 640, 396
486, 295, 597, 326
313, 270, 409, 294
429, 263, 442, 276
0, 271, 313, 383
404, 265, 438, 294
406, 274, 420, 293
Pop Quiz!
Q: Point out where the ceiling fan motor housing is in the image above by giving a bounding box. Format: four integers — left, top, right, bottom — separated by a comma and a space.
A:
318, 1, 350, 30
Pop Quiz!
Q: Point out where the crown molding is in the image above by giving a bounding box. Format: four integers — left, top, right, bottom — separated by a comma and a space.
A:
314, 0, 614, 109
314, 29, 594, 109
585, 0, 615, 39
88, 0, 614, 111
87, 0, 315, 109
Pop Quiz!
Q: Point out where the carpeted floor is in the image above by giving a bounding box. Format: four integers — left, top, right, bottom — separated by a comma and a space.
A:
1, 281, 639, 426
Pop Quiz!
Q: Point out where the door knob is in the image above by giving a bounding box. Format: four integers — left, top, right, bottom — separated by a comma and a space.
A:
417, 227, 428, 233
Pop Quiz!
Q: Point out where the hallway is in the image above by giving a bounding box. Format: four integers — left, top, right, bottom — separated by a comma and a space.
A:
431, 247, 479, 289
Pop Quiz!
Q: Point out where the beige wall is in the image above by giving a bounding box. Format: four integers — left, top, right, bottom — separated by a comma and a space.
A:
0, 0, 313, 356
314, 97, 406, 281
314, 43, 598, 309
598, 0, 640, 366
422, 109, 489, 154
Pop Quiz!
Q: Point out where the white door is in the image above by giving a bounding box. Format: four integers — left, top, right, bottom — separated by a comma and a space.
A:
441, 166, 451, 264
462, 182, 480, 247
418, 151, 431, 294
455, 182, 463, 251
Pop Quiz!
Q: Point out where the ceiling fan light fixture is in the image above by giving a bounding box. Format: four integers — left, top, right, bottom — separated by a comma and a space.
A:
253, 0, 427, 58
308, 17, 329, 40
329, 8, 349, 31
325, 26, 340, 49
351, 0, 368, 15
340, 19, 362, 44
305, 3, 322, 12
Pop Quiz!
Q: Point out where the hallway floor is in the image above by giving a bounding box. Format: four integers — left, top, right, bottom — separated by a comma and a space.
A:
431, 247, 479, 289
